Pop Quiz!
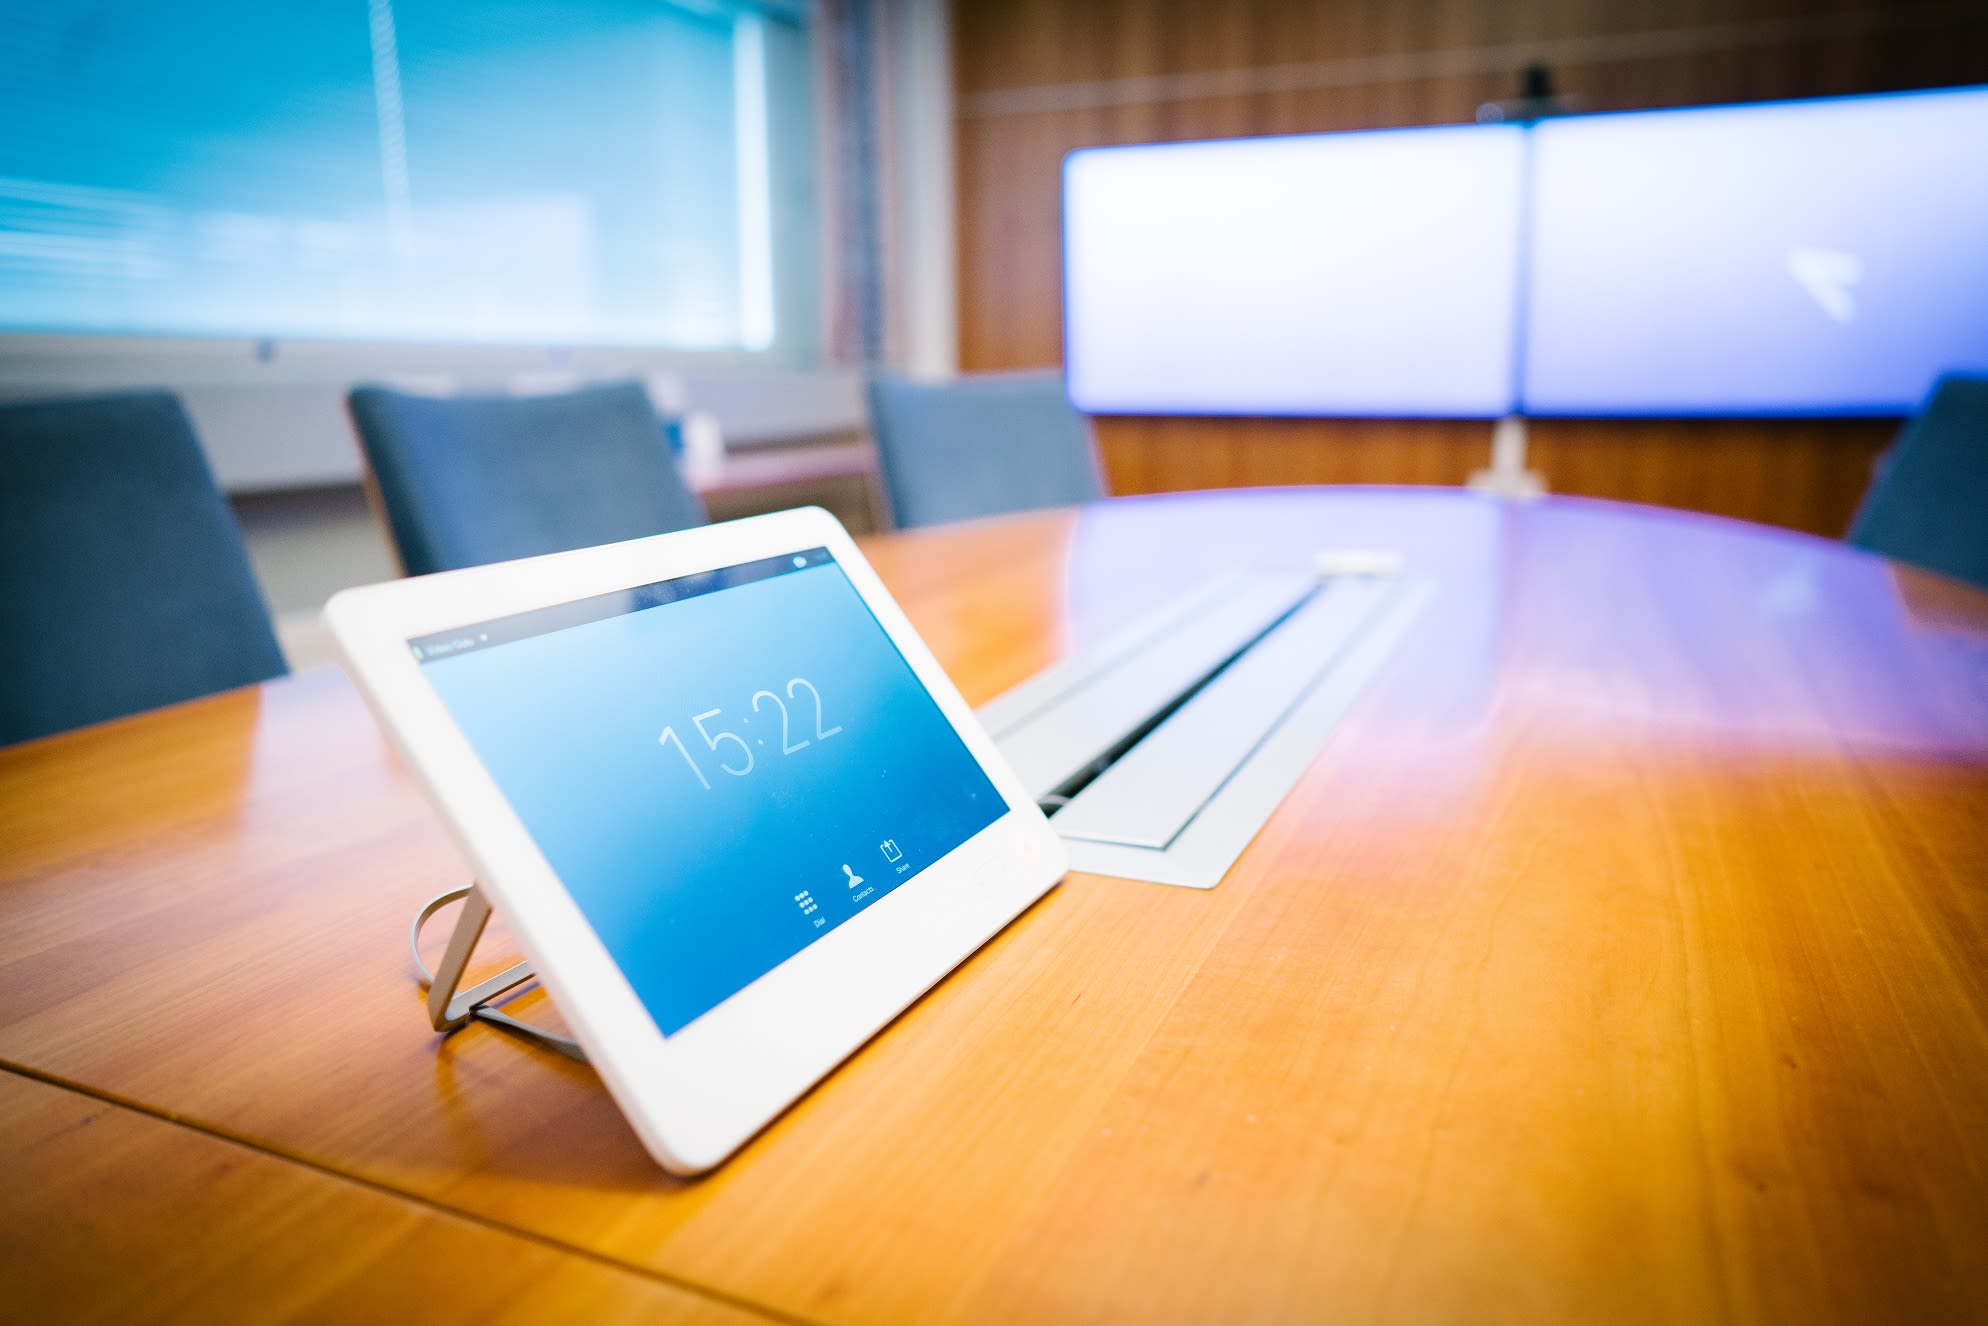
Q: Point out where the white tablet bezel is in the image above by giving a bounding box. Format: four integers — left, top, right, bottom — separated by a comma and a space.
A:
324, 506, 1066, 1174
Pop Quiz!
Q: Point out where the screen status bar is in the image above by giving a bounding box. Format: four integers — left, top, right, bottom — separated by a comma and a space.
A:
409, 548, 836, 663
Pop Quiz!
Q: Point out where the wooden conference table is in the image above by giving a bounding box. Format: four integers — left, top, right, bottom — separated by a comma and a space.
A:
3, 489, 1987, 1323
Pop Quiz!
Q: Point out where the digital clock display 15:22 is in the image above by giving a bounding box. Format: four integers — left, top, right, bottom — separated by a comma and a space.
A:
657, 677, 841, 789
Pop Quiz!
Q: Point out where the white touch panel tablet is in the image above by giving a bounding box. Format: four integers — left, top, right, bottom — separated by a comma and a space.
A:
325, 507, 1065, 1174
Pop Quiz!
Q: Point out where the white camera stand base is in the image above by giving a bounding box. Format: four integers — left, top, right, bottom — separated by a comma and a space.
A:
1468, 414, 1548, 500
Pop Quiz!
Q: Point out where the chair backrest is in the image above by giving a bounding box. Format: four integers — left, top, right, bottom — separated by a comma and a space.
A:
0, 391, 287, 746
1848, 374, 1988, 591
867, 372, 1103, 529
347, 381, 707, 576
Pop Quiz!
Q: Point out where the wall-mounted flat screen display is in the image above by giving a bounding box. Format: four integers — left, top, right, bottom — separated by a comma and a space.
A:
1063, 124, 1526, 417
1521, 86, 1988, 415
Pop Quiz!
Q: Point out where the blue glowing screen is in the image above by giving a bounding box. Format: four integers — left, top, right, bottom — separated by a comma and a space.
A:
1063, 123, 1526, 417
416, 550, 1003, 1037
2, 1, 778, 348
1523, 86, 1988, 415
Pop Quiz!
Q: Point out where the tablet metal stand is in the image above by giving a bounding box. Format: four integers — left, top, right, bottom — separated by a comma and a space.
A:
411, 885, 588, 1062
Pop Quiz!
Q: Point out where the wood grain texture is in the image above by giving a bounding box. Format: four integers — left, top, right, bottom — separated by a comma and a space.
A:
1095, 417, 1491, 496
1520, 417, 1895, 536
3, 490, 1988, 1323
953, 0, 1988, 533
1093, 417, 1895, 537
0, 1070, 770, 1325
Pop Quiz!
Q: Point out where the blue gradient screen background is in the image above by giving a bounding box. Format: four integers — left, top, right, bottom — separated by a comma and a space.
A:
419, 556, 1002, 1037
1523, 87, 1988, 415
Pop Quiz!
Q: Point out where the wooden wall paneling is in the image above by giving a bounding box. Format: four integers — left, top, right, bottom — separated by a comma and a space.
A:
1524, 419, 1895, 538
953, 0, 1988, 534
1093, 417, 1894, 539
1095, 418, 1492, 497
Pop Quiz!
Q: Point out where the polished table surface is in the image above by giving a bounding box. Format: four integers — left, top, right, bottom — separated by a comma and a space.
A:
4, 489, 1987, 1323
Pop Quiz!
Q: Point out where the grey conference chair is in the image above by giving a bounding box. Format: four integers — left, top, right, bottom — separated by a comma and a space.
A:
1848, 373, 1988, 592
347, 381, 707, 576
866, 372, 1104, 529
0, 391, 287, 746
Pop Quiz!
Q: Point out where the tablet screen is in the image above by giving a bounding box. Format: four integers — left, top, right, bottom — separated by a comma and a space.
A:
410, 549, 1004, 1037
